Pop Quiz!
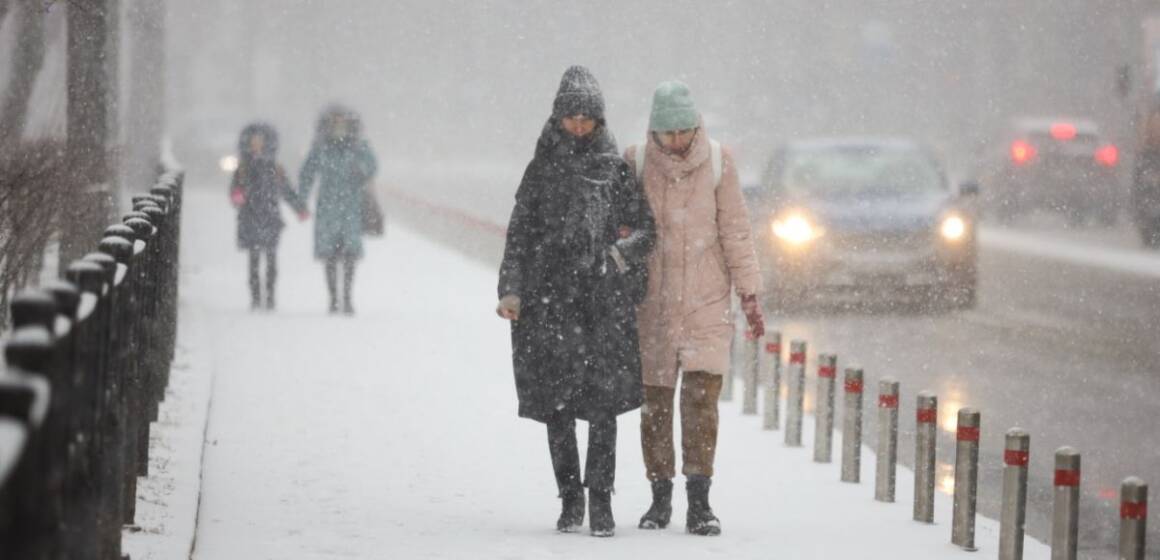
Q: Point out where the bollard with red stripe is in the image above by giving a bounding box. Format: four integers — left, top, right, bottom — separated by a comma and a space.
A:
1119, 476, 1147, 560
999, 428, 1030, 560
785, 340, 808, 447
840, 368, 863, 483
762, 332, 782, 431
1051, 446, 1080, 560
741, 329, 760, 415
951, 408, 980, 551
813, 354, 838, 463
875, 378, 900, 503
914, 391, 938, 523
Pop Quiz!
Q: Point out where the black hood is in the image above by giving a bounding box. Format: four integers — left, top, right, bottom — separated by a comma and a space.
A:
238, 122, 279, 160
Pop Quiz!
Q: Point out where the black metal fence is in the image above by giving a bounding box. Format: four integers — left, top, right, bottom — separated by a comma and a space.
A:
0, 169, 184, 560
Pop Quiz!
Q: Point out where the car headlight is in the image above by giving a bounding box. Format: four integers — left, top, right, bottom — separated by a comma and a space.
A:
940, 215, 967, 241
772, 213, 822, 245
219, 155, 239, 173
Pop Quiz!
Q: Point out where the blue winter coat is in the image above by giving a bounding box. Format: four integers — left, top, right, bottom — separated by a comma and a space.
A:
298, 139, 378, 260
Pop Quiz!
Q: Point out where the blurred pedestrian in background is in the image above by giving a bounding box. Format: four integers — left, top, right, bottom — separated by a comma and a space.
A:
299, 105, 379, 314
229, 122, 308, 310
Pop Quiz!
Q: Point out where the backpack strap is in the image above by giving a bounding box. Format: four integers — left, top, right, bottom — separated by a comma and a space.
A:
709, 139, 723, 186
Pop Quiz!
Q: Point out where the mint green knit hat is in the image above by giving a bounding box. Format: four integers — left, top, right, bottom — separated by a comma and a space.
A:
648, 81, 699, 132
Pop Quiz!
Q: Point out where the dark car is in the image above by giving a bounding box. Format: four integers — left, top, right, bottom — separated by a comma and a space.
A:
980, 118, 1120, 226
751, 138, 978, 310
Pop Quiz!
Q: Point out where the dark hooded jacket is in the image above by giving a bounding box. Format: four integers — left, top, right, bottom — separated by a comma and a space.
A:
498, 66, 656, 423
230, 123, 306, 249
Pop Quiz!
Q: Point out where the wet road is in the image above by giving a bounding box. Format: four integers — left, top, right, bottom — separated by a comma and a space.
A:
383, 167, 1160, 557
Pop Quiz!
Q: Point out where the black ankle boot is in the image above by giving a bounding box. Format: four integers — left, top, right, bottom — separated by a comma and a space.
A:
685, 475, 720, 536
638, 479, 672, 529
556, 485, 585, 533
588, 489, 614, 537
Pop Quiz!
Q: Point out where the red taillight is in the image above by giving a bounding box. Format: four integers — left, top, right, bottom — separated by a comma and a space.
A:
1051, 122, 1077, 141
1011, 140, 1036, 165
1095, 144, 1119, 167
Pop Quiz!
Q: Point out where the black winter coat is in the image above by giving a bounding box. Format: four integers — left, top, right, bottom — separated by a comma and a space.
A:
498, 123, 656, 423
232, 158, 305, 249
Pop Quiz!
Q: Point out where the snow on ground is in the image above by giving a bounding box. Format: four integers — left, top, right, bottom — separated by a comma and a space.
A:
159, 187, 1051, 558
121, 274, 214, 558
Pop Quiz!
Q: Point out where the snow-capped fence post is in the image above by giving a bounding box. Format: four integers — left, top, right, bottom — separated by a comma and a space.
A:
785, 340, 808, 447
874, 378, 900, 502
741, 332, 759, 415
122, 215, 160, 476
99, 233, 143, 523
951, 408, 981, 551
1, 325, 59, 558
840, 367, 863, 483
914, 391, 938, 523
813, 354, 837, 463
1051, 447, 1081, 560
66, 258, 113, 556
82, 249, 130, 556
762, 331, 782, 430
1119, 477, 1147, 560
999, 428, 1031, 560
152, 179, 183, 383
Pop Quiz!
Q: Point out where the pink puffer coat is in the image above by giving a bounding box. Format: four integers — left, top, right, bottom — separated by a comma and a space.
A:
626, 128, 762, 388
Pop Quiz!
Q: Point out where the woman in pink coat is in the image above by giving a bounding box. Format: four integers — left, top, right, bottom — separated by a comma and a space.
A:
625, 81, 764, 536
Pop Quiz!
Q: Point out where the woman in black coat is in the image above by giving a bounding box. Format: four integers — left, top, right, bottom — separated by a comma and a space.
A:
229, 123, 308, 309
496, 66, 655, 537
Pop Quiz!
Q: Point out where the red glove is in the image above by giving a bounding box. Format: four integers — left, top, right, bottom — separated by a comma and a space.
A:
297, 209, 311, 222
740, 294, 765, 338
230, 188, 245, 208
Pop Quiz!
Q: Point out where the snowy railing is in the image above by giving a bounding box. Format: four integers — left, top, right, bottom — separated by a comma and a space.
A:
729, 327, 1150, 559
0, 170, 184, 560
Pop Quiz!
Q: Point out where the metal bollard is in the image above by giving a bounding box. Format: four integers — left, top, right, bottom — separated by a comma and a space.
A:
722, 314, 739, 402
914, 392, 938, 523
762, 332, 782, 430
999, 428, 1031, 560
813, 354, 837, 463
1051, 447, 1081, 560
741, 331, 759, 415
785, 340, 807, 447
840, 368, 863, 483
1119, 477, 1147, 560
951, 408, 981, 551
875, 378, 899, 502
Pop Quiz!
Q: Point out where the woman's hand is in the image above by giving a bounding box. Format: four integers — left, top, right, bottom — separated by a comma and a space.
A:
740, 294, 765, 338
496, 295, 521, 321
230, 188, 245, 208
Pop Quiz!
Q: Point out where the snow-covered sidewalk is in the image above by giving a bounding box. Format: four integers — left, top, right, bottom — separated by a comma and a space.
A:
153, 187, 1050, 559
